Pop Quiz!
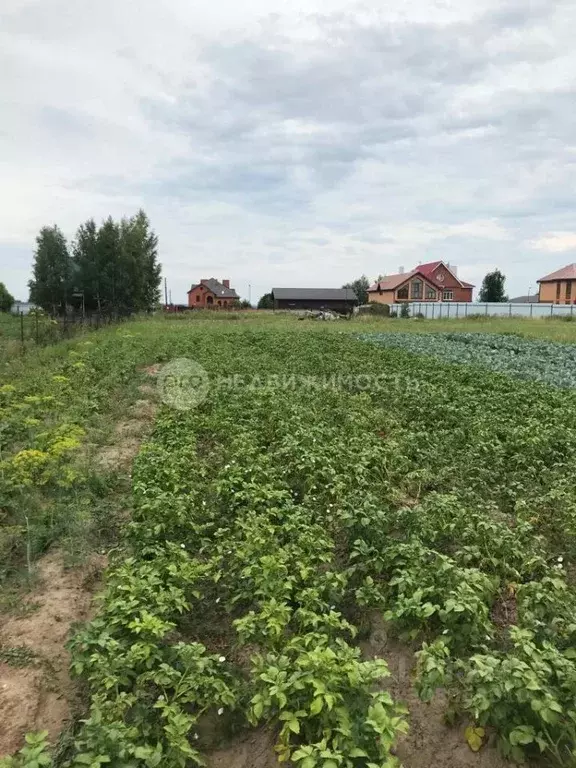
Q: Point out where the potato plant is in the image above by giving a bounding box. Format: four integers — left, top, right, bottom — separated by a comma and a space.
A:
2, 318, 576, 765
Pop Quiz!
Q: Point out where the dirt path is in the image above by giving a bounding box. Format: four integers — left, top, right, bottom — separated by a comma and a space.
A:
0, 551, 105, 756
362, 614, 509, 768
0, 375, 158, 757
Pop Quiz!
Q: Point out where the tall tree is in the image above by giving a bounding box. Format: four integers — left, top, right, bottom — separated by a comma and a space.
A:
120, 210, 161, 311
96, 217, 122, 311
478, 269, 508, 302
0, 282, 14, 312
342, 275, 370, 305
29, 226, 72, 315
72, 218, 101, 312
257, 292, 274, 309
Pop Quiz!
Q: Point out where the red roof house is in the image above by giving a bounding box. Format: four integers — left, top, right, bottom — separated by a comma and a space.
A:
537, 263, 576, 304
367, 261, 474, 304
187, 278, 239, 308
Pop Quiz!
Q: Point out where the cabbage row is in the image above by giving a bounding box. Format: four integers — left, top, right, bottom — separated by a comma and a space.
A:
361, 331, 576, 389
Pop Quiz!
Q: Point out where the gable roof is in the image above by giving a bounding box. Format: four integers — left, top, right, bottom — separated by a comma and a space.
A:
272, 288, 357, 301
368, 261, 474, 292
537, 264, 576, 283
188, 278, 239, 298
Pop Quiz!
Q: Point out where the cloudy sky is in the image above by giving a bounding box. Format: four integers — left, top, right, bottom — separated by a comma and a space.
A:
1, 0, 575, 303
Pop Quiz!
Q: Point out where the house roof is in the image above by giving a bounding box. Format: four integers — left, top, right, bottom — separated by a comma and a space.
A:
509, 294, 539, 303
537, 264, 576, 283
272, 288, 357, 301
368, 261, 474, 292
188, 278, 239, 298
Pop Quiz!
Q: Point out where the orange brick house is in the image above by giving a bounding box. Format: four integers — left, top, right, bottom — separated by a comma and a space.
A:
367, 261, 474, 304
187, 278, 239, 308
537, 264, 576, 304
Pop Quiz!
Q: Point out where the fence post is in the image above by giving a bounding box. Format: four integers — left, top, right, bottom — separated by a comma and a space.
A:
485, 303, 488, 316
551, 304, 553, 317
432, 303, 435, 319
456, 303, 459, 318
572, 304, 574, 318
447, 303, 450, 319
509, 303, 512, 317
439, 303, 442, 319
530, 303, 533, 318
465, 303, 468, 318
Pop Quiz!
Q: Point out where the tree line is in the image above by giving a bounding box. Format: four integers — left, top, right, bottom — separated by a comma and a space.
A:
28, 210, 161, 315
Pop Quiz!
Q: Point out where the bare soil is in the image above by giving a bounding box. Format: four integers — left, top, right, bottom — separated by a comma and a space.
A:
0, 551, 106, 756
0, 376, 157, 757
207, 729, 279, 768
362, 614, 510, 768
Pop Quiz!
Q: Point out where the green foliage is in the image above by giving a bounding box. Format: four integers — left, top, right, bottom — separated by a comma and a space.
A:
361, 331, 576, 388
399, 303, 410, 319
3, 316, 576, 765
342, 275, 369, 305
29, 226, 72, 315
0, 282, 15, 313
478, 269, 508, 302
0, 731, 53, 767
257, 292, 274, 309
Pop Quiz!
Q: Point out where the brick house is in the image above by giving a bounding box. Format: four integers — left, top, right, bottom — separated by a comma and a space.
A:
537, 264, 576, 304
367, 261, 474, 304
187, 278, 239, 308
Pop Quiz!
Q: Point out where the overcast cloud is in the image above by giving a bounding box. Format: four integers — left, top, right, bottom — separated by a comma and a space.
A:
1, 0, 575, 302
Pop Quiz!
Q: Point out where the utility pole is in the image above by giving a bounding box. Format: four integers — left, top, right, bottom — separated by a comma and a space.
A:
164, 277, 168, 307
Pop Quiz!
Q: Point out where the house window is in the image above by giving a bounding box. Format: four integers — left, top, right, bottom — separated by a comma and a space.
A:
397, 285, 409, 300
442, 290, 454, 301
196, 295, 200, 302
217, 300, 222, 306
556, 282, 561, 303
566, 282, 572, 303
411, 279, 423, 299
425, 286, 437, 300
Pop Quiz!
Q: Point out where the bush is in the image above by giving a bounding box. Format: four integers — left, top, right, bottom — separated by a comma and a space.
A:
369, 303, 391, 317
400, 304, 410, 319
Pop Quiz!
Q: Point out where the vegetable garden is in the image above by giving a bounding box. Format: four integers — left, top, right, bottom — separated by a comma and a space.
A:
1, 318, 576, 767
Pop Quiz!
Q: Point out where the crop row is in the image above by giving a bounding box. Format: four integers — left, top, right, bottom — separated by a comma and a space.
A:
361, 331, 576, 389
5, 327, 576, 766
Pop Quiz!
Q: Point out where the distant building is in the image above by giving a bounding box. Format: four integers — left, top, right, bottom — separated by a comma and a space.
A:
10, 301, 37, 315
271, 288, 358, 313
537, 264, 576, 304
367, 261, 474, 304
187, 278, 239, 308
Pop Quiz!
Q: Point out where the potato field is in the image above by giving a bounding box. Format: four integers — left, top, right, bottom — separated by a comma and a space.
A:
1, 316, 576, 768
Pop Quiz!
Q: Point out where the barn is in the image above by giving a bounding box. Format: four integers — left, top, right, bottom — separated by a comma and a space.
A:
271, 288, 358, 313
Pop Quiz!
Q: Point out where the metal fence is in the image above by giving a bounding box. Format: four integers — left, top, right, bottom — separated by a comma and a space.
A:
0, 311, 132, 354
392, 302, 576, 319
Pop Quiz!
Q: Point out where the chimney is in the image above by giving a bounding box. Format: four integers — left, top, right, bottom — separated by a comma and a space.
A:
222, 279, 230, 289
448, 263, 458, 276
398, 266, 405, 274
201, 278, 209, 284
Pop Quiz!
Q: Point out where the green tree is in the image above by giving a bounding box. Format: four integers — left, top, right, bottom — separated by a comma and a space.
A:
342, 275, 370, 305
119, 210, 161, 311
29, 226, 72, 315
72, 218, 101, 312
96, 217, 122, 311
257, 292, 274, 309
479, 269, 508, 302
0, 282, 14, 312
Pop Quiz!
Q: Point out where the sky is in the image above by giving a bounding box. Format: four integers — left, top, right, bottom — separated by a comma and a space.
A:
1, 0, 575, 304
